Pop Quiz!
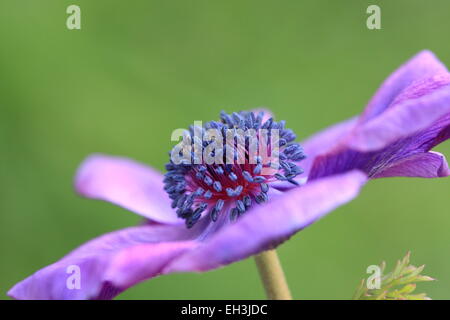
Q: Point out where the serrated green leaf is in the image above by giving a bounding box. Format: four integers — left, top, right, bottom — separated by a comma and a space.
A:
353, 252, 434, 300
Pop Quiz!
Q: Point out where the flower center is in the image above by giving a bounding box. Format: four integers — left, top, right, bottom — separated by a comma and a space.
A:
164, 111, 306, 228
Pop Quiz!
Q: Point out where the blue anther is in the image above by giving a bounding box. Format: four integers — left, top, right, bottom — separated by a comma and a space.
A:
204, 190, 212, 199
236, 200, 245, 213
215, 199, 225, 211
234, 185, 243, 196
210, 208, 218, 222
196, 172, 204, 180
204, 175, 213, 185
230, 208, 238, 221
253, 176, 266, 183
195, 187, 204, 196
243, 195, 252, 208
226, 188, 235, 197
253, 163, 262, 175
228, 172, 237, 181
260, 183, 269, 193
242, 171, 254, 182
213, 181, 222, 192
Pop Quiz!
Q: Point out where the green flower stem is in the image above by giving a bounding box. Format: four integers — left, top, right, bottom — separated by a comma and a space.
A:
254, 249, 292, 300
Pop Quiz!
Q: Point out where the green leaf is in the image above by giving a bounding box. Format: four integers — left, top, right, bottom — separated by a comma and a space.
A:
353, 252, 435, 300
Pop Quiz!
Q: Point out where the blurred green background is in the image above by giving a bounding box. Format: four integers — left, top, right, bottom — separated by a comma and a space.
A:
1, 0, 449, 300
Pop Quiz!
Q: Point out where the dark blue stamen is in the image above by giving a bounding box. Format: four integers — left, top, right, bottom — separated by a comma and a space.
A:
234, 185, 243, 196
195, 187, 204, 196
236, 200, 245, 213
255, 192, 269, 204
242, 171, 254, 182
230, 208, 239, 221
215, 167, 224, 175
213, 181, 222, 192
204, 190, 212, 199
176, 194, 187, 208
195, 202, 208, 214
253, 176, 266, 183
210, 208, 218, 222
195, 172, 204, 180
228, 172, 237, 181
215, 199, 225, 211
253, 163, 262, 175
260, 183, 269, 193
203, 176, 213, 186
243, 195, 252, 208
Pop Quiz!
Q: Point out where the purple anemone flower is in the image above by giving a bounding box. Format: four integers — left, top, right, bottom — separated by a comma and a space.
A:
8, 50, 449, 300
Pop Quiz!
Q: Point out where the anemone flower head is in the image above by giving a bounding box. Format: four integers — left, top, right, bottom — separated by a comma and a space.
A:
8, 50, 449, 300
164, 110, 307, 229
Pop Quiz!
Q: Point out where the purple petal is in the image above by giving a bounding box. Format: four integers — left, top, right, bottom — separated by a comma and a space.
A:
75, 154, 182, 224
309, 116, 449, 180
361, 50, 448, 122
349, 75, 450, 152
301, 117, 358, 175
373, 151, 450, 178
271, 117, 358, 190
10, 171, 366, 299
308, 54, 450, 180
8, 224, 202, 300
165, 170, 367, 273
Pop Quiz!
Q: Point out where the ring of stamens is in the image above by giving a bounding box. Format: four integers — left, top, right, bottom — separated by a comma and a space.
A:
164, 111, 306, 228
